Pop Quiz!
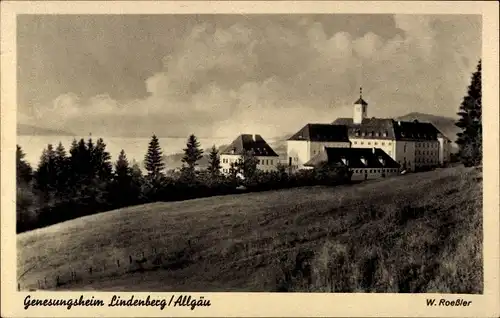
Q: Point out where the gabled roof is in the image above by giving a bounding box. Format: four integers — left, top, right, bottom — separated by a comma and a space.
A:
354, 97, 368, 106
221, 134, 279, 157
331, 118, 440, 141
332, 118, 396, 140
392, 120, 439, 141
304, 147, 400, 169
287, 124, 350, 142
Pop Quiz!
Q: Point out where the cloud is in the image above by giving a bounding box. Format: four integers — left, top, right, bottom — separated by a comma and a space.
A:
25, 15, 481, 138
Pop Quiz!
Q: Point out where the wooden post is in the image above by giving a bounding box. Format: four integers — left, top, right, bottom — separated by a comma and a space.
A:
117, 260, 120, 267
141, 251, 145, 259
89, 267, 92, 275
37, 280, 41, 289
44, 277, 47, 286
56, 275, 60, 286
129, 255, 132, 264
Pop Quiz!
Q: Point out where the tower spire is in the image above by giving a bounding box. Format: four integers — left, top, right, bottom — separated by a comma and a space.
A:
360, 87, 363, 99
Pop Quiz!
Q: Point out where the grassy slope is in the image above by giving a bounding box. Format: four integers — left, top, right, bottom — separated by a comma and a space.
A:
17, 166, 482, 292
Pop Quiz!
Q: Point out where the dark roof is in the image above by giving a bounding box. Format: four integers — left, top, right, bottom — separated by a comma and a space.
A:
392, 120, 439, 141
221, 134, 279, 157
332, 118, 396, 140
354, 97, 368, 106
331, 118, 440, 141
288, 124, 350, 142
304, 147, 400, 169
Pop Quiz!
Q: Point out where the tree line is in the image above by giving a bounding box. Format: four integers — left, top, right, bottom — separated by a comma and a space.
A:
16, 134, 350, 233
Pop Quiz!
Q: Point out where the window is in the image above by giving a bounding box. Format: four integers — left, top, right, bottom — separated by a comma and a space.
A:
354, 141, 357, 145
271, 160, 273, 165
374, 142, 378, 145
257, 159, 260, 164
361, 142, 364, 145
382, 142, 385, 146
368, 142, 371, 145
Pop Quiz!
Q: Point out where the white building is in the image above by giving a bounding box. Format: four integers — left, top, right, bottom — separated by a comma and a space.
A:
220, 134, 279, 175
286, 124, 351, 171
287, 88, 452, 172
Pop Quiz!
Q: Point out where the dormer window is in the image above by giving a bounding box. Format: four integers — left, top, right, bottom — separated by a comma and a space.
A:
378, 156, 386, 166
355, 130, 360, 137
360, 157, 367, 166
341, 157, 348, 165
384, 131, 388, 137
361, 132, 366, 136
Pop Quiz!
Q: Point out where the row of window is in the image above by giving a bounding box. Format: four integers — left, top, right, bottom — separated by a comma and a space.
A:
416, 150, 437, 156
258, 159, 274, 165
222, 158, 274, 165
354, 131, 389, 137
353, 168, 398, 173
416, 143, 438, 148
353, 141, 392, 146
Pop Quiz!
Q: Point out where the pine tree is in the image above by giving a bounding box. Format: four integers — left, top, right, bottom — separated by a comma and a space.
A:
207, 145, 221, 177
114, 149, 131, 180
34, 144, 57, 201
181, 134, 204, 181
54, 142, 69, 193
16, 145, 33, 184
93, 138, 113, 181
236, 149, 259, 179
110, 149, 134, 206
456, 60, 482, 167
144, 134, 165, 180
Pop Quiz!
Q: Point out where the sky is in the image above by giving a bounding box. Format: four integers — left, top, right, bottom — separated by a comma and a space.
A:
17, 14, 481, 138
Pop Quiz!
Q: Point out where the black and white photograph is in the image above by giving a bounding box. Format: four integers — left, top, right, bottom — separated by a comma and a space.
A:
2, 1, 499, 317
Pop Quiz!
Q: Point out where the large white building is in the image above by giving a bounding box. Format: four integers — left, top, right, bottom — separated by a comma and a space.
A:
220, 134, 279, 175
287, 89, 453, 172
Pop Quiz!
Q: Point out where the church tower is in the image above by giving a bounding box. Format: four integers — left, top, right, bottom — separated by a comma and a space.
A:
353, 87, 368, 124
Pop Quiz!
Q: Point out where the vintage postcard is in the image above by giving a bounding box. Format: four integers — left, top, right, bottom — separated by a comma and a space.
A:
1, 1, 499, 317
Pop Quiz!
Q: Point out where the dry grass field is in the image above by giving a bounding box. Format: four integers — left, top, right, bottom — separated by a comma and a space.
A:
17, 165, 482, 293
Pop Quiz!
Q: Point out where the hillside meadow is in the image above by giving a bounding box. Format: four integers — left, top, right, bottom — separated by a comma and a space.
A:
17, 165, 482, 293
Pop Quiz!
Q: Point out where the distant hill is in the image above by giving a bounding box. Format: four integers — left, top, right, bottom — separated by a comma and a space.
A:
395, 112, 459, 142
17, 124, 75, 136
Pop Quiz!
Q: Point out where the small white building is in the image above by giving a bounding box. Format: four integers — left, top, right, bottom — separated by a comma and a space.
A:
220, 134, 279, 175
287, 124, 351, 171
304, 147, 401, 181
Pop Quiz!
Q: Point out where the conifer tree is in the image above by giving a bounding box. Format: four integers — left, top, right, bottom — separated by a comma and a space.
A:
456, 60, 482, 166
16, 145, 33, 184
34, 144, 57, 194
110, 149, 134, 206
114, 149, 131, 180
207, 145, 221, 177
54, 142, 69, 193
93, 138, 113, 181
236, 150, 259, 179
181, 134, 204, 181
144, 134, 165, 180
